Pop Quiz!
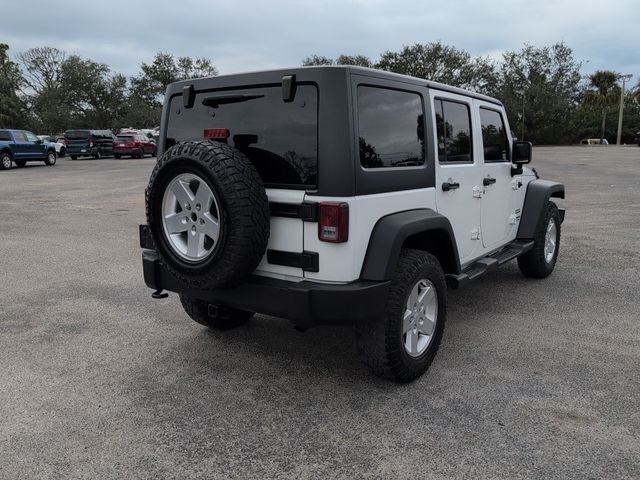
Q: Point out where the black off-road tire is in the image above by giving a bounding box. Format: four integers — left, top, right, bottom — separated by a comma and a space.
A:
14, 159, 27, 168
356, 249, 447, 382
518, 201, 561, 279
180, 294, 254, 330
44, 150, 56, 166
0, 152, 12, 170
146, 140, 269, 289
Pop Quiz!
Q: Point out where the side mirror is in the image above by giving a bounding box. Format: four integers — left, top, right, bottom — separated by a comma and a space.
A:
512, 141, 532, 164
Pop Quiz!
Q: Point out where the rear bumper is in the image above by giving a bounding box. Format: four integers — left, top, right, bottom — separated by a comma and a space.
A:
142, 249, 389, 329
113, 147, 139, 154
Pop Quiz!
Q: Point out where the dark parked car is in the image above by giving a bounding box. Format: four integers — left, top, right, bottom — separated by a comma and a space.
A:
113, 133, 157, 158
64, 129, 115, 159
0, 129, 57, 169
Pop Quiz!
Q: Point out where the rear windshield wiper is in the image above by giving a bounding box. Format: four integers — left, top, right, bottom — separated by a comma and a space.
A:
202, 94, 264, 108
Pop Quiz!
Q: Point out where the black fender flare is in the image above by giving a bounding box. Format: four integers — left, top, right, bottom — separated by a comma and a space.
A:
517, 179, 565, 240
360, 209, 461, 281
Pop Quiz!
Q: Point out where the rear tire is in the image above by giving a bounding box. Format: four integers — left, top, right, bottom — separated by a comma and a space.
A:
0, 152, 12, 170
44, 151, 56, 166
518, 201, 561, 279
59, 147, 66, 158
180, 294, 254, 330
356, 249, 447, 382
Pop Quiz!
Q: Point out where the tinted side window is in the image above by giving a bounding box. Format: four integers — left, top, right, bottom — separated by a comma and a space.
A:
357, 86, 424, 169
435, 99, 472, 163
13, 131, 27, 142
0, 131, 11, 141
480, 108, 509, 162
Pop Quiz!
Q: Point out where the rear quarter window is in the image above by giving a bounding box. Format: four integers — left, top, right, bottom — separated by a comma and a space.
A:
0, 131, 12, 141
166, 84, 318, 188
357, 86, 425, 169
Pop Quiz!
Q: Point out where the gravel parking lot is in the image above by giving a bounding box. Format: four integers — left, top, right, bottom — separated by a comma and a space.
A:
1, 147, 639, 479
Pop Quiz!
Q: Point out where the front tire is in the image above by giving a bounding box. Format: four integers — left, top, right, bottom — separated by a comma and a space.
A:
44, 151, 56, 166
356, 249, 447, 382
59, 147, 66, 158
518, 201, 561, 278
180, 295, 254, 330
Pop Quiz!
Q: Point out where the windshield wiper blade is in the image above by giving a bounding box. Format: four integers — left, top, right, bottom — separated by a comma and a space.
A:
202, 94, 264, 108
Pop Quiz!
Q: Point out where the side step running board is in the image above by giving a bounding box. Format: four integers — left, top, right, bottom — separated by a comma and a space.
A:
446, 240, 534, 289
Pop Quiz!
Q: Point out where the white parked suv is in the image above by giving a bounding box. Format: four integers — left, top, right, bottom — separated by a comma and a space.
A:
37, 135, 66, 158
140, 66, 565, 382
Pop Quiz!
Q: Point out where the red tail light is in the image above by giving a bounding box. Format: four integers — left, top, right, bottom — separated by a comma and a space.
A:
89, 138, 94, 147
204, 128, 230, 140
318, 202, 349, 243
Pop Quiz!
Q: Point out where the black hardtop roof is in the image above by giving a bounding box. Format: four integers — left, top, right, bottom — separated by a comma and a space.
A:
168, 65, 502, 106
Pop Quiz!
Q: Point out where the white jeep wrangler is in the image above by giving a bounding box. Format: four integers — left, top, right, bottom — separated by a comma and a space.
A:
140, 66, 565, 382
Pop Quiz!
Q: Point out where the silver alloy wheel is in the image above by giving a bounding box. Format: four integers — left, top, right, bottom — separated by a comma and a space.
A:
544, 218, 557, 264
48, 152, 56, 164
161, 172, 222, 262
2, 155, 10, 168
403, 278, 438, 357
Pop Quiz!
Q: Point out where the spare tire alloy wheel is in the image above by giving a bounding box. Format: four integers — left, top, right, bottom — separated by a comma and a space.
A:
162, 173, 221, 262
147, 141, 270, 289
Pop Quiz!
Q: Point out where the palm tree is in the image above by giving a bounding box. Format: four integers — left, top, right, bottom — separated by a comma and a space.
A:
583, 70, 620, 142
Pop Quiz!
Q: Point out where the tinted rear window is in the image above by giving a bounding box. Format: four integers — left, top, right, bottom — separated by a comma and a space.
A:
166, 84, 318, 187
66, 130, 90, 139
0, 131, 11, 141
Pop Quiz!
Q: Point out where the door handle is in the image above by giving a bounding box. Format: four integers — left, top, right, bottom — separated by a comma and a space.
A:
442, 181, 460, 191
483, 177, 497, 186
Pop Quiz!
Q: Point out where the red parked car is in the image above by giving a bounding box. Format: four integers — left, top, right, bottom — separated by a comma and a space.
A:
113, 134, 157, 159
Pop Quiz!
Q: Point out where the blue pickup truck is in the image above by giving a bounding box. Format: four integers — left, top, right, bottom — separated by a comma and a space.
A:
0, 129, 57, 170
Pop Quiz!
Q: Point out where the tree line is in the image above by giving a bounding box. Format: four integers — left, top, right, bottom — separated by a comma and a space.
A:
1, 41, 639, 143
0, 43, 217, 135
303, 42, 640, 144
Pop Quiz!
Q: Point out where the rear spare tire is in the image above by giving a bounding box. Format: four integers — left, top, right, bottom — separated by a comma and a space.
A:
146, 141, 269, 289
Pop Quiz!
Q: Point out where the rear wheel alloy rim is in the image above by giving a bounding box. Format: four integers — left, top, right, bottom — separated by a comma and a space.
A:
161, 173, 222, 262
48, 153, 55, 163
544, 218, 557, 264
2, 156, 10, 168
403, 278, 438, 357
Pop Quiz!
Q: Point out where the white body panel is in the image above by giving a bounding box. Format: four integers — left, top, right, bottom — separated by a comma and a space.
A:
304, 188, 437, 283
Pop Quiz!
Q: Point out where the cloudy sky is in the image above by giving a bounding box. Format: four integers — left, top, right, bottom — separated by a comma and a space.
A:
4, 0, 639, 85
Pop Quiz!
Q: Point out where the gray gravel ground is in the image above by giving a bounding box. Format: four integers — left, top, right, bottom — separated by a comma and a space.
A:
1, 147, 639, 479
